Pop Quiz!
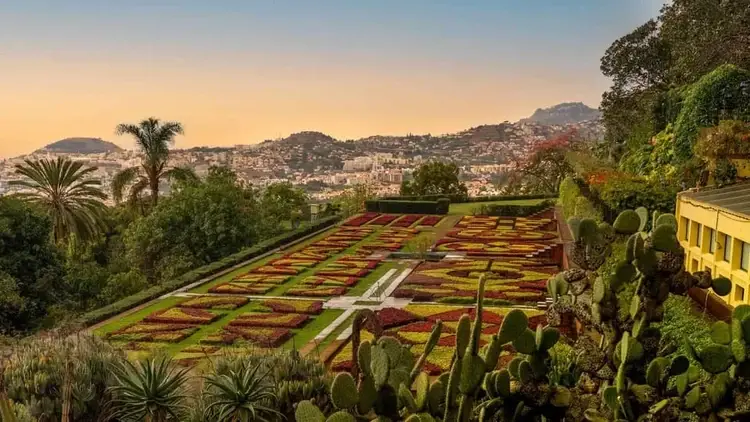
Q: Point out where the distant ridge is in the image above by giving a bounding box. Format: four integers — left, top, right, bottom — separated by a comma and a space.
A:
520, 102, 601, 125
37, 137, 123, 154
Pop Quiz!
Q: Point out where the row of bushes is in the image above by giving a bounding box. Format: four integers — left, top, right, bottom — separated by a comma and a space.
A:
76, 216, 340, 327
365, 199, 450, 214
378, 193, 557, 203
470, 200, 556, 217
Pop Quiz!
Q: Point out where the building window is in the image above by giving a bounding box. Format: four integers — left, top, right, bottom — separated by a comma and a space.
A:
694, 223, 703, 247
736, 285, 745, 302
681, 217, 690, 241
708, 228, 716, 253
742, 242, 750, 271
692, 259, 699, 272
723, 234, 732, 262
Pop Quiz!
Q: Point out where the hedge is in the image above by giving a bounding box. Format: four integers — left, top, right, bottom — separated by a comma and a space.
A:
365, 199, 450, 215
470, 200, 555, 217
378, 193, 557, 203
77, 215, 340, 327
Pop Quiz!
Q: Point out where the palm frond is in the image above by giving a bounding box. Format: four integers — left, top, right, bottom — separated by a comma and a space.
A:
164, 166, 199, 187
10, 157, 108, 244
111, 167, 140, 204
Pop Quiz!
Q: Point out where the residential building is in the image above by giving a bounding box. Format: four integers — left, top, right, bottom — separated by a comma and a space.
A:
676, 182, 750, 306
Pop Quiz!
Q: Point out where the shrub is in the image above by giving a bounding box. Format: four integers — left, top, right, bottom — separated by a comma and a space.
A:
379, 193, 556, 203
366, 200, 448, 214
76, 216, 340, 327
673, 64, 750, 163
594, 173, 677, 215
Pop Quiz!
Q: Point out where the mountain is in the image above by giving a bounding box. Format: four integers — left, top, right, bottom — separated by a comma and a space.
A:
520, 102, 601, 125
37, 138, 122, 154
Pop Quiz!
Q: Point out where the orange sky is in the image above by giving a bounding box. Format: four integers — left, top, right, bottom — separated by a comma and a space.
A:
0, 54, 607, 157
0, 1, 664, 158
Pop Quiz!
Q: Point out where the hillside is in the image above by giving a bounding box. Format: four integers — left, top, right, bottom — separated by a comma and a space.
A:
520, 102, 601, 125
38, 137, 122, 154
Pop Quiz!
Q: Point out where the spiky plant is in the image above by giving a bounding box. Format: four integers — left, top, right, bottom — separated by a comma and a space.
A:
9, 157, 107, 244
112, 117, 197, 208
108, 356, 189, 422
202, 360, 282, 422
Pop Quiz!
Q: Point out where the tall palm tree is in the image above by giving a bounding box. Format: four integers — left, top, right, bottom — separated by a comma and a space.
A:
9, 157, 108, 244
112, 117, 197, 207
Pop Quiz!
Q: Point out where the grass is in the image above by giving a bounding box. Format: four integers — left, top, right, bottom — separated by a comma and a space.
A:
448, 199, 547, 215
282, 308, 343, 350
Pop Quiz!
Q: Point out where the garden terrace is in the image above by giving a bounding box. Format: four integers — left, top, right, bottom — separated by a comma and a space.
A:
93, 209, 564, 367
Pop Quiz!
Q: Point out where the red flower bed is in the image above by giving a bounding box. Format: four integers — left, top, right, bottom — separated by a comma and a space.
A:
368, 214, 400, 226
251, 266, 302, 275
287, 286, 347, 297
261, 299, 324, 315
418, 215, 443, 226
343, 212, 380, 227
180, 296, 249, 310
391, 214, 424, 228
397, 321, 454, 333
229, 312, 309, 328
376, 308, 422, 328
144, 307, 220, 325
208, 282, 273, 295
301, 275, 359, 287
202, 326, 291, 347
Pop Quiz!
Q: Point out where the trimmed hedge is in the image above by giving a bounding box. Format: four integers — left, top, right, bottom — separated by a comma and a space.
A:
379, 193, 557, 203
470, 200, 555, 217
77, 216, 340, 327
365, 199, 450, 215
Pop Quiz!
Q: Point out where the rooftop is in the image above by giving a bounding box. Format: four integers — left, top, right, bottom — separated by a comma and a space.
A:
681, 182, 750, 217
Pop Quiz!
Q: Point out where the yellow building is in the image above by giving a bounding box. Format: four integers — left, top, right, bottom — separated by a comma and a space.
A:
676, 182, 750, 306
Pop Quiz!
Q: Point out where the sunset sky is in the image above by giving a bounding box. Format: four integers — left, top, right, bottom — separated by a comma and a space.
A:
0, 0, 664, 158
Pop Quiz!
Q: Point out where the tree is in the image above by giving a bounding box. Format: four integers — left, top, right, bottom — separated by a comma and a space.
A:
400, 161, 467, 197
260, 182, 309, 229
510, 131, 576, 194
0, 198, 64, 333
112, 117, 196, 208
9, 157, 108, 245
123, 172, 260, 282
335, 183, 376, 218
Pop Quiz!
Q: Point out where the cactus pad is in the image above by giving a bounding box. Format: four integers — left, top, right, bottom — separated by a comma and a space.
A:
331, 372, 359, 409
613, 210, 641, 234
518, 361, 533, 383
567, 217, 581, 241
413, 372, 429, 410
578, 218, 599, 242
497, 309, 529, 345
512, 328, 536, 355
398, 383, 417, 412
669, 355, 690, 376
710, 321, 732, 345
646, 357, 668, 387
455, 315, 471, 358
684, 386, 701, 409
371, 344, 391, 388
699, 344, 733, 374
635, 207, 649, 231
538, 327, 560, 352
602, 385, 618, 410
612, 262, 637, 289
459, 354, 486, 394
711, 277, 732, 296
295, 400, 326, 422
655, 214, 678, 229
358, 341, 372, 378
326, 411, 356, 422
651, 224, 679, 253
508, 357, 523, 379
357, 378, 377, 414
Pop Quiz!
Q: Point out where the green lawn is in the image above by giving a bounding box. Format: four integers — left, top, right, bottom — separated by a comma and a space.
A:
448, 199, 547, 215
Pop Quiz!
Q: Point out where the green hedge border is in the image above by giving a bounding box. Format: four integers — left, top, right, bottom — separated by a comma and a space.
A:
378, 193, 558, 203
78, 216, 341, 327
365, 199, 450, 214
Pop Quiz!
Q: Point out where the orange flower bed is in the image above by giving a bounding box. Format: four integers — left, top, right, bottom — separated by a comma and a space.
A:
144, 307, 221, 325
208, 282, 274, 295
260, 299, 324, 314
180, 296, 249, 310
229, 312, 309, 328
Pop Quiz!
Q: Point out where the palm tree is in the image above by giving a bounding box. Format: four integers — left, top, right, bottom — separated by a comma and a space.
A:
203, 360, 282, 422
109, 356, 189, 422
9, 157, 108, 244
112, 117, 197, 207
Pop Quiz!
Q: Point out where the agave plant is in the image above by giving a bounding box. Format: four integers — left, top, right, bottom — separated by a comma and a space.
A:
109, 356, 189, 422
203, 360, 282, 422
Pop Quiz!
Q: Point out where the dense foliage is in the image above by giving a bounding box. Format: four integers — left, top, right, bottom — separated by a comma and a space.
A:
401, 161, 468, 198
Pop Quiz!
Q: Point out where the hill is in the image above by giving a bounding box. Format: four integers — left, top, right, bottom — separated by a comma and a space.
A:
38, 138, 122, 154
520, 102, 601, 125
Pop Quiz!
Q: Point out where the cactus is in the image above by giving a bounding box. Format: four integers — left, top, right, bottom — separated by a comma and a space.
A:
613, 210, 641, 234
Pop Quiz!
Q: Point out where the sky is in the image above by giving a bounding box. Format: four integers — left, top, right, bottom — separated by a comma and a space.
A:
0, 0, 665, 157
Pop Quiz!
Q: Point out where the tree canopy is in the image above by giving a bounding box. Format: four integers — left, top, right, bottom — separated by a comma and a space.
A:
400, 161, 467, 197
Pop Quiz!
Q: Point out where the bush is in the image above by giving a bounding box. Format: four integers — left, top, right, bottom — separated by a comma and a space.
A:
76, 216, 340, 327
558, 177, 600, 220
470, 200, 555, 217
673, 64, 750, 163
594, 173, 677, 215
